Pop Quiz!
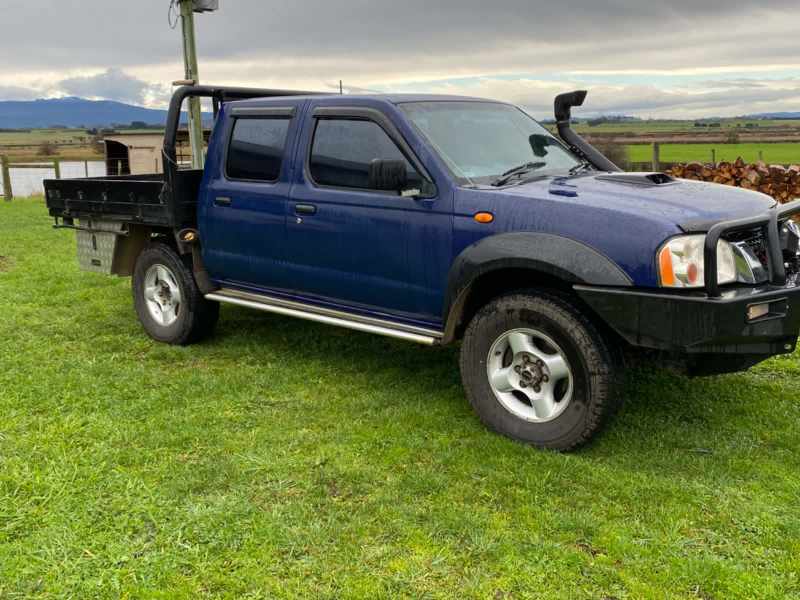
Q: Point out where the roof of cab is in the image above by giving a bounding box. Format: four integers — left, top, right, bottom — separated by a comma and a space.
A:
227, 93, 498, 108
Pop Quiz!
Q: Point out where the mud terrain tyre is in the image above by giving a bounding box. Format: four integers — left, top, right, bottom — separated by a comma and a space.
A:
460, 291, 619, 451
132, 242, 219, 345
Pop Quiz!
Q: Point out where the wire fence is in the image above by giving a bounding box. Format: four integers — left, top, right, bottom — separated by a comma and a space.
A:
1, 157, 104, 200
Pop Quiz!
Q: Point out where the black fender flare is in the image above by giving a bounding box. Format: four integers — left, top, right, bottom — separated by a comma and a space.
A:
442, 232, 633, 342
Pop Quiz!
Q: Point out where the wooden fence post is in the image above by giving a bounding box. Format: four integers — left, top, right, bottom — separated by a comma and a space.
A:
53, 158, 62, 180
651, 142, 660, 172
1, 156, 12, 202
711, 149, 716, 167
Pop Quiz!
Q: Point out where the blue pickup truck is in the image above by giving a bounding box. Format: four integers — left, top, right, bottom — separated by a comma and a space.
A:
44, 86, 800, 451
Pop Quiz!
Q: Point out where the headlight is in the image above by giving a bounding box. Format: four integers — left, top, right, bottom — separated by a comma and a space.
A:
657, 235, 736, 288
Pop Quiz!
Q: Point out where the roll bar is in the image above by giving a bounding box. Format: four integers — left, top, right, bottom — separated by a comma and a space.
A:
162, 85, 322, 168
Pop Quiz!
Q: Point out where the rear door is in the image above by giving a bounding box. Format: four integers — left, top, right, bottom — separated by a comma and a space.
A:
284, 103, 452, 324
200, 101, 304, 290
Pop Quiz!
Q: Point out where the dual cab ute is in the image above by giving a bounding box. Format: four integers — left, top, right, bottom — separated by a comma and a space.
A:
45, 86, 800, 451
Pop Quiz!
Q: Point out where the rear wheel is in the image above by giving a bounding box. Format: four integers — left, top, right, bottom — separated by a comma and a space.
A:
132, 242, 219, 345
460, 291, 619, 451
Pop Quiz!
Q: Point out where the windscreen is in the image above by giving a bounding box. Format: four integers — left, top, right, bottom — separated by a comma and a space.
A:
399, 101, 580, 185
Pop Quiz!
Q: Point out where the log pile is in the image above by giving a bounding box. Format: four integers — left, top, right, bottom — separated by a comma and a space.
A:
667, 157, 800, 204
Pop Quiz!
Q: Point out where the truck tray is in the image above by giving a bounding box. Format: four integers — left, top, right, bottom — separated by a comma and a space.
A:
44, 170, 202, 229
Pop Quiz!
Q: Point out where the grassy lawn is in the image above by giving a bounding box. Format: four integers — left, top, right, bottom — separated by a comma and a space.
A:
1, 148, 103, 162
2, 198, 800, 599
0, 129, 102, 162
626, 143, 800, 165
573, 119, 800, 134
0, 129, 93, 145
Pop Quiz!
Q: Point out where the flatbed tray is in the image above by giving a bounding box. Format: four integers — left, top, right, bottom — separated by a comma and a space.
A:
44, 170, 202, 228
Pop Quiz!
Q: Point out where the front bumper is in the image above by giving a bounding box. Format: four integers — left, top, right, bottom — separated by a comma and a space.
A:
576, 283, 800, 356
578, 199, 800, 359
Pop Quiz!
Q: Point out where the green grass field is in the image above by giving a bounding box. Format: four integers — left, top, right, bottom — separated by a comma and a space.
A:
2, 198, 800, 598
0, 129, 102, 161
626, 143, 800, 165
0, 129, 94, 146
572, 119, 800, 135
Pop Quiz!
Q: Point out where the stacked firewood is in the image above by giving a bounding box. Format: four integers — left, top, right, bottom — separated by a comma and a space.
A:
667, 157, 800, 204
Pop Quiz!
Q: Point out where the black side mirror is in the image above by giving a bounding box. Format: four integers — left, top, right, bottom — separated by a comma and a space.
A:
530, 134, 552, 158
369, 159, 408, 192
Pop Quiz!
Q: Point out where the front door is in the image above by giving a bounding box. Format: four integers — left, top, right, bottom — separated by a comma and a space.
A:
285, 104, 452, 325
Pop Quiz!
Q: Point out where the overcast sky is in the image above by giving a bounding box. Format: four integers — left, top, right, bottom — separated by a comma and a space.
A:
2, 0, 799, 118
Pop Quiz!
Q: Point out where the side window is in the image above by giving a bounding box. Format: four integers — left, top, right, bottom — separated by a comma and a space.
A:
226, 117, 291, 181
309, 118, 423, 191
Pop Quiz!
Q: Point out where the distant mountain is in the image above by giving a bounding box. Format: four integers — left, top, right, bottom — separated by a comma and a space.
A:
0, 97, 210, 129
745, 112, 800, 120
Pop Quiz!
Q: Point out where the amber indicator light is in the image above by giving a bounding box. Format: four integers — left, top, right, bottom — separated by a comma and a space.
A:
474, 212, 494, 224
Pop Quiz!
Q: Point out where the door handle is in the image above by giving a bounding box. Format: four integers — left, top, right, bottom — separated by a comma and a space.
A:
294, 203, 317, 215
215, 196, 232, 207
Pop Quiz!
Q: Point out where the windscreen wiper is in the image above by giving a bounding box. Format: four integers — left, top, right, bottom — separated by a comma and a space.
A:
491, 162, 546, 187
568, 160, 594, 176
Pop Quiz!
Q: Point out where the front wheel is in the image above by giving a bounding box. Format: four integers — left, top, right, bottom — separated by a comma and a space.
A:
132, 242, 219, 345
460, 292, 619, 451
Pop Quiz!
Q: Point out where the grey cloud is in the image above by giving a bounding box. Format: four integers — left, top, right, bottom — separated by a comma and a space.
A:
2, 0, 797, 74
517, 81, 800, 118
57, 68, 169, 105
692, 79, 771, 89
2, 1, 799, 117
417, 76, 800, 119
58, 68, 146, 104
0, 85, 40, 101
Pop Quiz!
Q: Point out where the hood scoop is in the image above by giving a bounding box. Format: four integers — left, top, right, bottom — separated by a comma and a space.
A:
595, 172, 676, 187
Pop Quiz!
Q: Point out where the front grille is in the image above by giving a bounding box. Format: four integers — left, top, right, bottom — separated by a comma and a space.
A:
705, 199, 800, 296
781, 219, 800, 280
725, 219, 800, 284
726, 228, 770, 272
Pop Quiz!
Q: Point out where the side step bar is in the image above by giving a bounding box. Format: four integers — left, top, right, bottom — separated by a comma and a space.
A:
206, 288, 443, 346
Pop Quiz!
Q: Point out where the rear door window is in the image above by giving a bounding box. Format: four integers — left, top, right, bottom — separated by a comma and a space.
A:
226, 118, 291, 181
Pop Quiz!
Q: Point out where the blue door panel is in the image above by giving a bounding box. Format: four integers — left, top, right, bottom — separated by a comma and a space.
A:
198, 99, 307, 290
284, 99, 454, 323
285, 193, 452, 321
286, 188, 411, 313
203, 179, 291, 289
